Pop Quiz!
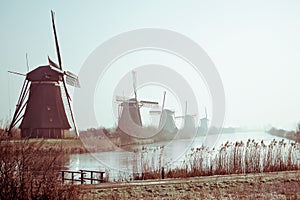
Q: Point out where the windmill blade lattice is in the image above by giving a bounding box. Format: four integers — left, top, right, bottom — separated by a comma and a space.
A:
65, 71, 80, 88
139, 100, 158, 108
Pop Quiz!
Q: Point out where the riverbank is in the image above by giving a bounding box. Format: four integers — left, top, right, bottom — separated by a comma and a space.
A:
79, 170, 300, 199
1, 137, 159, 153
2, 139, 89, 153
267, 127, 300, 142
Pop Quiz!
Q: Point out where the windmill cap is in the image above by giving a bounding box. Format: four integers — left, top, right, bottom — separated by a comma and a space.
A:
26, 65, 61, 82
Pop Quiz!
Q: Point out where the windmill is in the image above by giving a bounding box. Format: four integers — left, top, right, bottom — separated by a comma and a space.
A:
7, 10, 80, 138
149, 91, 178, 134
198, 107, 209, 135
175, 101, 197, 138
148, 91, 177, 142
116, 71, 158, 134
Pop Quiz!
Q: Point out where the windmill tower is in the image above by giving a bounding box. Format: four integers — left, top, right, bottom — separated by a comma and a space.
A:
116, 71, 158, 134
8, 11, 80, 138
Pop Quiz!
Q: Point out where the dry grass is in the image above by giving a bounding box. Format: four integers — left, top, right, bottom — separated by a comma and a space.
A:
132, 146, 165, 180
132, 139, 299, 180
0, 139, 79, 200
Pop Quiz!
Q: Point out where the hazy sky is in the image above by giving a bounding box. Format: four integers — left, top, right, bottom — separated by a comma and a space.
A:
1, 1, 300, 130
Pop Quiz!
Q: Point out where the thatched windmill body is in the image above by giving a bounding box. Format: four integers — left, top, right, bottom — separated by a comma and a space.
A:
8, 11, 80, 138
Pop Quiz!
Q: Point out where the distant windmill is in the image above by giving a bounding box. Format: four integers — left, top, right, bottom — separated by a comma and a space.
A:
116, 71, 158, 133
198, 107, 209, 135
8, 10, 80, 138
175, 101, 197, 138
149, 91, 178, 134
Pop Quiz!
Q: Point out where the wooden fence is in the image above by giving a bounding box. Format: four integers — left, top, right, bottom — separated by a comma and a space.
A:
61, 170, 105, 184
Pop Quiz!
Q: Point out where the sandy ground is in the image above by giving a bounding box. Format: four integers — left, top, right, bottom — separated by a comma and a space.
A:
77, 170, 300, 199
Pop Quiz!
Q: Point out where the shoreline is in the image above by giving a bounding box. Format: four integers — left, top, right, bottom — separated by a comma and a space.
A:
267, 127, 300, 142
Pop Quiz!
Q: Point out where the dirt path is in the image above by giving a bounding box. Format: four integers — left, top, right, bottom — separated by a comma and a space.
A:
78, 170, 300, 199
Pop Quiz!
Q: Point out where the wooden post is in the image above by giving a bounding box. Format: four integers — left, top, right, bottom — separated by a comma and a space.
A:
80, 171, 84, 184
62, 171, 65, 184
100, 172, 104, 182
90, 171, 93, 184
71, 172, 74, 184
161, 167, 165, 179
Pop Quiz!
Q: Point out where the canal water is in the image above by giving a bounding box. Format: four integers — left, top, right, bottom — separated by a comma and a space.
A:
66, 131, 289, 180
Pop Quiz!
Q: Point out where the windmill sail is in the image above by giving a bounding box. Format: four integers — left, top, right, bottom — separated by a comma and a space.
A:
65, 71, 80, 88
51, 10, 62, 69
51, 10, 79, 136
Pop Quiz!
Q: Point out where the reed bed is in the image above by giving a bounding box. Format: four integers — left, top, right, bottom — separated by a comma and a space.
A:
133, 139, 299, 180
131, 146, 165, 180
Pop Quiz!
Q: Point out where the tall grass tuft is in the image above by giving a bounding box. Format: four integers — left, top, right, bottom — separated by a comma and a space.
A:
132, 146, 165, 180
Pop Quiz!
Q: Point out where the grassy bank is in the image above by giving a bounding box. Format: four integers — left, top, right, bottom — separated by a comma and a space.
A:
2, 137, 121, 154
4, 138, 89, 154
79, 170, 300, 199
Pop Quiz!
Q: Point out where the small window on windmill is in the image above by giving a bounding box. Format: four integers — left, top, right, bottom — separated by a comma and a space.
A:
47, 106, 51, 111
49, 118, 53, 122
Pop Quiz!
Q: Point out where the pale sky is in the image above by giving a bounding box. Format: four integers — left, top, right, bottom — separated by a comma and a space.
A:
1, 1, 300, 130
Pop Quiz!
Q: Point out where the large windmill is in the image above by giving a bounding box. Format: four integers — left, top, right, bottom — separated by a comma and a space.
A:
8, 11, 80, 138
116, 71, 158, 133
